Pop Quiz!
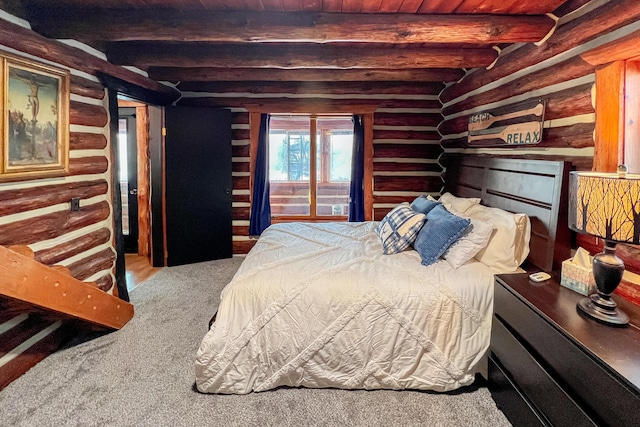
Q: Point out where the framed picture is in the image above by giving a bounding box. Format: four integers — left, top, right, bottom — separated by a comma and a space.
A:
1, 55, 69, 181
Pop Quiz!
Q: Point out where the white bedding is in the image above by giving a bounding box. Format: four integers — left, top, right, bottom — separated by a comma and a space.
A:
195, 222, 498, 394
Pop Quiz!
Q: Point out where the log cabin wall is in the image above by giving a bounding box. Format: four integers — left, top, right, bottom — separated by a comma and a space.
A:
177, 82, 444, 254
0, 13, 116, 387
439, 0, 640, 299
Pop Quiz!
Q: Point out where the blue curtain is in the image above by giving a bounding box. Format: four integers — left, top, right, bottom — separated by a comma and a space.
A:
349, 115, 365, 222
249, 114, 271, 236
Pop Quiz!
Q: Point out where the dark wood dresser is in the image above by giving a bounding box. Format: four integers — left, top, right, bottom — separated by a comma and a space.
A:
489, 273, 640, 427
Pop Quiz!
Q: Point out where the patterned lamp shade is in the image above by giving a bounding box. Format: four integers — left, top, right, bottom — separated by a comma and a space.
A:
568, 170, 640, 245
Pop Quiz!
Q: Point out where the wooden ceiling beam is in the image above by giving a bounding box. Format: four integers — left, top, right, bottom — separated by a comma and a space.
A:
148, 67, 465, 82
0, 18, 180, 103
177, 81, 444, 96
107, 43, 498, 69
29, 10, 555, 45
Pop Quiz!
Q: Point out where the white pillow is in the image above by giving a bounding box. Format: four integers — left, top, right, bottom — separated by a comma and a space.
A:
464, 203, 531, 272
438, 192, 481, 215
443, 217, 494, 268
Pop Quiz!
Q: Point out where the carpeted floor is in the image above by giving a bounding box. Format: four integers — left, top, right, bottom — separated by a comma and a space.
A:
0, 256, 511, 427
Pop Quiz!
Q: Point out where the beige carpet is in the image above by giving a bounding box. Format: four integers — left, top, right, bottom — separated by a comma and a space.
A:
0, 256, 511, 427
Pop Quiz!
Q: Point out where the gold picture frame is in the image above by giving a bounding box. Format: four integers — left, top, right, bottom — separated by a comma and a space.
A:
1, 55, 69, 181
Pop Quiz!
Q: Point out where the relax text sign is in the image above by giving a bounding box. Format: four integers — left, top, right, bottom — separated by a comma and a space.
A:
467, 101, 545, 147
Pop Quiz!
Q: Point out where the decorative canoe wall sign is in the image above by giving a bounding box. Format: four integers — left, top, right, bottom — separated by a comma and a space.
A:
467, 100, 546, 147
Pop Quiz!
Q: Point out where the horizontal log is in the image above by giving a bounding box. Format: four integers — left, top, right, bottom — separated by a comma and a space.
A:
232, 144, 250, 158
32, 10, 554, 45
0, 201, 110, 246
69, 132, 108, 150
440, 137, 468, 149
0, 180, 108, 216
553, 0, 593, 17
95, 274, 114, 292
374, 162, 442, 172
438, 115, 470, 136
179, 81, 444, 96
178, 96, 440, 110
373, 195, 421, 205
538, 123, 595, 148
374, 130, 440, 141
233, 226, 249, 237
233, 240, 256, 254
442, 123, 594, 149
582, 27, 640, 65
232, 112, 250, 125
232, 162, 250, 173
441, 0, 640, 103
545, 84, 594, 120
69, 156, 109, 176
232, 176, 250, 191
34, 228, 111, 266
442, 56, 594, 116
232, 129, 250, 141
0, 19, 178, 102
374, 175, 443, 192
439, 84, 594, 136
233, 206, 250, 220
107, 42, 498, 69
151, 67, 465, 83
70, 75, 105, 100
70, 101, 108, 128
374, 113, 442, 127
374, 143, 443, 159
67, 247, 116, 281
232, 194, 250, 204
374, 208, 392, 221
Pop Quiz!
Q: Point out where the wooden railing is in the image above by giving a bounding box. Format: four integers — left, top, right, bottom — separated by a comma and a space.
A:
0, 245, 133, 330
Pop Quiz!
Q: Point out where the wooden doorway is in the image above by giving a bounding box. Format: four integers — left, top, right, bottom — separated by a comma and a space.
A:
118, 99, 153, 283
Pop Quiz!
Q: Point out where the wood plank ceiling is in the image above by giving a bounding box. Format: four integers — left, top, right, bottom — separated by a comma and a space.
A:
16, 0, 576, 86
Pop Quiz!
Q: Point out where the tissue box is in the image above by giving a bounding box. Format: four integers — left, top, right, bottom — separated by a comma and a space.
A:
560, 259, 597, 296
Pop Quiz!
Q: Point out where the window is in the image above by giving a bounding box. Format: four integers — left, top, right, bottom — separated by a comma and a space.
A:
268, 115, 353, 219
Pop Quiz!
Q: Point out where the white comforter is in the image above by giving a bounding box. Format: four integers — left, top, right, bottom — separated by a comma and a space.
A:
195, 222, 497, 394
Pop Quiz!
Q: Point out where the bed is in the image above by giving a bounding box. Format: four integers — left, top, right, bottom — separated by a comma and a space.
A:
195, 157, 570, 394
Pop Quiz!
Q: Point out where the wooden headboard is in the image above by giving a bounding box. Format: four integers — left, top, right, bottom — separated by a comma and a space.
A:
444, 156, 571, 272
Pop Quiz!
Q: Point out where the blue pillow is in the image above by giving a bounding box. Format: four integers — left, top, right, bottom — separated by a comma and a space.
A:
413, 204, 471, 266
410, 196, 440, 215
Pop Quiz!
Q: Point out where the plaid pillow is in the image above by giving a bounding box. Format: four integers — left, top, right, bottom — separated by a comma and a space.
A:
376, 203, 426, 255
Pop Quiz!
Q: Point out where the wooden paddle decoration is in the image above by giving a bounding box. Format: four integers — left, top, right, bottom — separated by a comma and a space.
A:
468, 103, 545, 132
468, 122, 542, 145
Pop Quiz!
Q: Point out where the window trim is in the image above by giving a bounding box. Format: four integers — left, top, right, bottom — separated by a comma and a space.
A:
581, 31, 640, 173
249, 106, 374, 221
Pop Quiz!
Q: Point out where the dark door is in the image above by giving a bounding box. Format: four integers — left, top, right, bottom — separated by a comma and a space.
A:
164, 106, 232, 266
118, 107, 138, 253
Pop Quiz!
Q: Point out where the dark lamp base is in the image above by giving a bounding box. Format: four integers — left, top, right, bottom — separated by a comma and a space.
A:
577, 294, 629, 326
577, 239, 629, 327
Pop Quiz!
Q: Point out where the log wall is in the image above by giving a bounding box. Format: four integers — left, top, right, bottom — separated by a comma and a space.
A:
440, 1, 640, 296
439, 1, 640, 171
0, 13, 117, 388
0, 62, 114, 290
178, 82, 444, 253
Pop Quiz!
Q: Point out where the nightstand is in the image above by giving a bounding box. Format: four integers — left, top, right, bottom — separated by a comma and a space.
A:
489, 273, 640, 427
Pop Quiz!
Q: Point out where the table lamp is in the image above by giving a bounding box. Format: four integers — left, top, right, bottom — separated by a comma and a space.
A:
568, 166, 640, 326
